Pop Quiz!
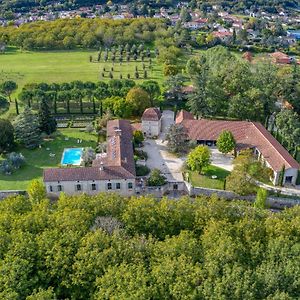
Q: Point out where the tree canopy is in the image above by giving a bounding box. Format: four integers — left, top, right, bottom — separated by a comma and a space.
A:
216, 130, 236, 154
186, 145, 211, 174
0, 192, 300, 299
0, 118, 14, 153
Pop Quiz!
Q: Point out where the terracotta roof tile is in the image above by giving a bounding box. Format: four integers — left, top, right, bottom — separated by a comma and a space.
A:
44, 119, 136, 182
178, 112, 299, 172
142, 108, 162, 121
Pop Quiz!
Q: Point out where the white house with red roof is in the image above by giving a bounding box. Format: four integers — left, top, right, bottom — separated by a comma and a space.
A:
176, 110, 299, 186
43, 120, 136, 196
141, 108, 162, 137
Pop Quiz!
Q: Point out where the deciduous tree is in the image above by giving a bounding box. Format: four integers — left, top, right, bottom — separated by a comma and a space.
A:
186, 145, 211, 174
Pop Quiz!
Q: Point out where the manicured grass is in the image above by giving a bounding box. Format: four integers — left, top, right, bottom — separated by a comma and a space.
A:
0, 128, 97, 190
0, 48, 164, 95
189, 165, 230, 190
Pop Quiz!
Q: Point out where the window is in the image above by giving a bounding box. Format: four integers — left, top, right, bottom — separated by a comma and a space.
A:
76, 184, 82, 191
128, 182, 133, 189
57, 185, 62, 192
107, 182, 112, 190
91, 183, 97, 191
49, 185, 53, 192
116, 182, 121, 190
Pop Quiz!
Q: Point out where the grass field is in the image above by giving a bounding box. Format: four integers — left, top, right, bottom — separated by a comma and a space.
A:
0, 48, 164, 95
0, 129, 97, 190
189, 165, 230, 190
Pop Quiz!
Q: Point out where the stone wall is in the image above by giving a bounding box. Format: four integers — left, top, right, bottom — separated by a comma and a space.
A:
0, 190, 26, 200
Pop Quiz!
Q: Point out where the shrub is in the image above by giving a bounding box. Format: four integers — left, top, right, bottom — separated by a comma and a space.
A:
8, 152, 25, 169
147, 168, 166, 186
0, 159, 13, 175
134, 149, 148, 160
136, 164, 150, 176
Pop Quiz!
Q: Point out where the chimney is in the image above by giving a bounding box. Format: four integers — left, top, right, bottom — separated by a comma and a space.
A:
99, 161, 104, 171
114, 128, 122, 136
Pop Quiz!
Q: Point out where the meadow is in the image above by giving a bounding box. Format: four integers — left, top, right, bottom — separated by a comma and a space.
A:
0, 48, 164, 95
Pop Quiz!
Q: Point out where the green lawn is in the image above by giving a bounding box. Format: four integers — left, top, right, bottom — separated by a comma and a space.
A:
189, 165, 230, 190
0, 128, 97, 190
0, 48, 164, 95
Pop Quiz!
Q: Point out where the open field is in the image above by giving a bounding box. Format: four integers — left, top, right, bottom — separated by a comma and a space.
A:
189, 165, 230, 190
0, 128, 97, 190
0, 48, 164, 95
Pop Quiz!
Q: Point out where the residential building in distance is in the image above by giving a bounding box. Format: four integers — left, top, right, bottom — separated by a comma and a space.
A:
176, 110, 299, 186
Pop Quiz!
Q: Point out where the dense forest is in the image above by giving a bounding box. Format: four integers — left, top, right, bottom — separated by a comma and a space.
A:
0, 190, 300, 299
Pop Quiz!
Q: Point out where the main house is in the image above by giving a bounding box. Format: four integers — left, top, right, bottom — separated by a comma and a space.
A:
176, 110, 299, 186
43, 120, 136, 196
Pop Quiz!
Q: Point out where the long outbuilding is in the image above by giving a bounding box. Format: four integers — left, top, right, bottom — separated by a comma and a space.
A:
176, 110, 299, 186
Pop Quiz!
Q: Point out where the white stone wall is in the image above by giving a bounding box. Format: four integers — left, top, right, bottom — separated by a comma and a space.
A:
45, 179, 136, 196
142, 119, 161, 137
273, 168, 298, 185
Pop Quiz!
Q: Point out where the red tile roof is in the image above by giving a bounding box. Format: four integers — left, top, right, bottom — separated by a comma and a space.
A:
131, 123, 142, 132
44, 119, 136, 182
175, 110, 194, 124
142, 108, 162, 121
44, 165, 135, 182
177, 110, 299, 172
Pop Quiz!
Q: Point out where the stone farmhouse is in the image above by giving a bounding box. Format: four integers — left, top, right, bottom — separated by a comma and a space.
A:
43, 120, 136, 196
141, 107, 162, 137
176, 110, 299, 186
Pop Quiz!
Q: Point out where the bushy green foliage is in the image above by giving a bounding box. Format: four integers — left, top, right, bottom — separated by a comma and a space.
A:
187, 46, 280, 122
216, 130, 236, 154
187, 145, 211, 174
165, 123, 188, 154
13, 107, 41, 149
254, 188, 268, 209
0, 192, 300, 299
0, 118, 14, 153
125, 87, 151, 116
147, 168, 166, 186
0, 18, 167, 50
133, 130, 144, 146
135, 164, 150, 176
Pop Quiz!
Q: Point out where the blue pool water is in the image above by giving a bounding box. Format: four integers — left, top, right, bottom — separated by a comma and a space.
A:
61, 148, 83, 166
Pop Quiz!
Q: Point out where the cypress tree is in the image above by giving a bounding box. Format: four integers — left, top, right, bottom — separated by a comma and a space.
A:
15, 98, 19, 115
38, 98, 57, 135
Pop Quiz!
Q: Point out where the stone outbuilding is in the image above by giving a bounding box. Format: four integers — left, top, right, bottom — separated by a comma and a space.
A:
141, 108, 162, 137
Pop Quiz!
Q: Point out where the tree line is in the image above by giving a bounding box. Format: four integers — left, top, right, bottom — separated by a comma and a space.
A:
18, 79, 161, 117
0, 189, 299, 299
0, 18, 168, 50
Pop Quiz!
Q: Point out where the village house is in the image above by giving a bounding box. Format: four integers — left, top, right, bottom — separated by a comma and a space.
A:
43, 120, 136, 196
141, 107, 162, 137
176, 110, 299, 186
270, 51, 292, 64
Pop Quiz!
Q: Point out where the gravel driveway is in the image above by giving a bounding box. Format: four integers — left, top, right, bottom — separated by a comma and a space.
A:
142, 110, 185, 181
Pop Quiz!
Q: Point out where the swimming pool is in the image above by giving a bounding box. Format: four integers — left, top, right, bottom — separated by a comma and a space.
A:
61, 148, 83, 166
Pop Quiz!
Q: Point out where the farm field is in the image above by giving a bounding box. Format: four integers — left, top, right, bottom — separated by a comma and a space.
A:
0, 48, 164, 95
0, 128, 97, 190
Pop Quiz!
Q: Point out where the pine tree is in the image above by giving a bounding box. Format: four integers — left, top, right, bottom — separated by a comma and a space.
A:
14, 107, 41, 149
38, 99, 57, 135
